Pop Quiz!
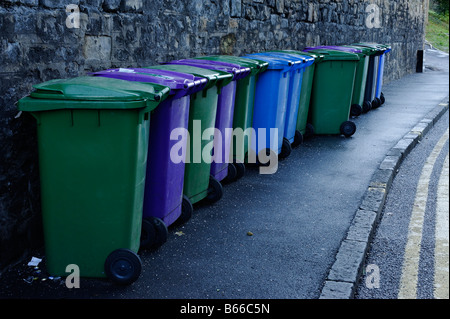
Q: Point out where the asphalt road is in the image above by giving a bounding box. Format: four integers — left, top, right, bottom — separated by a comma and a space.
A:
355, 110, 449, 299
0, 47, 448, 301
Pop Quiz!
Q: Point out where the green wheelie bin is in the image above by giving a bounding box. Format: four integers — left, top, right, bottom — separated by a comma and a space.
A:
304, 45, 371, 116
301, 48, 360, 137
270, 50, 323, 145
16, 76, 170, 285
344, 44, 380, 112
351, 43, 385, 109
194, 55, 269, 178
145, 64, 233, 205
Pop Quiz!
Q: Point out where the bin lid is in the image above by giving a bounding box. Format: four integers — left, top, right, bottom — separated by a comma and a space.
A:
305, 45, 362, 54
90, 68, 208, 99
351, 43, 387, 55
342, 45, 379, 56
145, 64, 234, 90
372, 43, 392, 53
18, 76, 170, 112
194, 55, 269, 76
243, 54, 294, 71
301, 48, 360, 62
277, 50, 325, 64
266, 51, 315, 68
254, 52, 304, 70
164, 59, 251, 81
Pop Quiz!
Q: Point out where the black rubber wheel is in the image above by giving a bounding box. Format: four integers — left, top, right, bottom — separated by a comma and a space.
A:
340, 121, 357, 138
177, 195, 193, 225
380, 92, 385, 105
279, 137, 292, 159
205, 175, 223, 203
140, 217, 168, 250
371, 98, 380, 109
292, 130, 303, 148
375, 97, 382, 108
222, 163, 237, 184
362, 101, 372, 113
350, 104, 363, 117
233, 161, 246, 180
104, 249, 142, 285
305, 123, 315, 139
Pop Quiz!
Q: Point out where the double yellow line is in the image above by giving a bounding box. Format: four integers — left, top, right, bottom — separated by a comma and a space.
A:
398, 128, 449, 299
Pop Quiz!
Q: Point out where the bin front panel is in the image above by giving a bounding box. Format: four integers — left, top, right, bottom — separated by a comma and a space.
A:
143, 95, 190, 226
36, 107, 149, 277
232, 74, 257, 163
250, 68, 290, 156
296, 64, 316, 134
210, 81, 237, 181
308, 60, 357, 134
183, 88, 220, 204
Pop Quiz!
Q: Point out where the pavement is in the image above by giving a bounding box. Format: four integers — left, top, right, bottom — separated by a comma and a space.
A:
0, 45, 448, 301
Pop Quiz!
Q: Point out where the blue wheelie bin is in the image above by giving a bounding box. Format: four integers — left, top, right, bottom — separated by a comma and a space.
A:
242, 53, 294, 161
261, 52, 314, 149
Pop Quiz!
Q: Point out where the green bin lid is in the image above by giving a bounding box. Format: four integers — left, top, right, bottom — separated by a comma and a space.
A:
144, 64, 234, 90
342, 45, 379, 56
18, 76, 170, 112
301, 49, 360, 62
195, 55, 269, 76
351, 43, 386, 55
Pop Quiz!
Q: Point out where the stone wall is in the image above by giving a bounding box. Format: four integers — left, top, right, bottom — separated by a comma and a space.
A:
0, 0, 428, 274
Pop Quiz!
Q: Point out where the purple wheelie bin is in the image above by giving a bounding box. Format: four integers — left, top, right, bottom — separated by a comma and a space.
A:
164, 59, 251, 184
91, 68, 207, 249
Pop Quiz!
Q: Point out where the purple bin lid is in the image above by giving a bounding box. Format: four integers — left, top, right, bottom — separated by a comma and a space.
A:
90, 68, 208, 99
164, 59, 251, 81
303, 45, 362, 54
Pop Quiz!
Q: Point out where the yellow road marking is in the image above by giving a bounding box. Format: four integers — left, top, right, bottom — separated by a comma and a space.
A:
434, 152, 449, 299
398, 128, 449, 299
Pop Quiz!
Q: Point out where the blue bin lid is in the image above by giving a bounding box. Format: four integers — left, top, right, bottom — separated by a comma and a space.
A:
90, 68, 208, 99
164, 59, 251, 81
265, 51, 315, 69
243, 54, 294, 71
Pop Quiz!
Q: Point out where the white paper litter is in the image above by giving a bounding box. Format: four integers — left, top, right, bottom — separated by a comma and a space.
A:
27, 257, 42, 267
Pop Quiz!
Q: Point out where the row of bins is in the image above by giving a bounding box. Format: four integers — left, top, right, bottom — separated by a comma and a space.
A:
16, 43, 391, 284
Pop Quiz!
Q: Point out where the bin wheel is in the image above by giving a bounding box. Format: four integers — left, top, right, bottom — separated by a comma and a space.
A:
371, 98, 380, 109
222, 163, 237, 184
206, 175, 223, 203
104, 249, 142, 285
380, 92, 385, 105
305, 123, 315, 139
350, 104, 363, 117
233, 161, 246, 180
362, 101, 372, 113
375, 97, 382, 108
279, 138, 292, 159
292, 130, 303, 148
140, 217, 168, 250
177, 195, 193, 225
340, 121, 357, 138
